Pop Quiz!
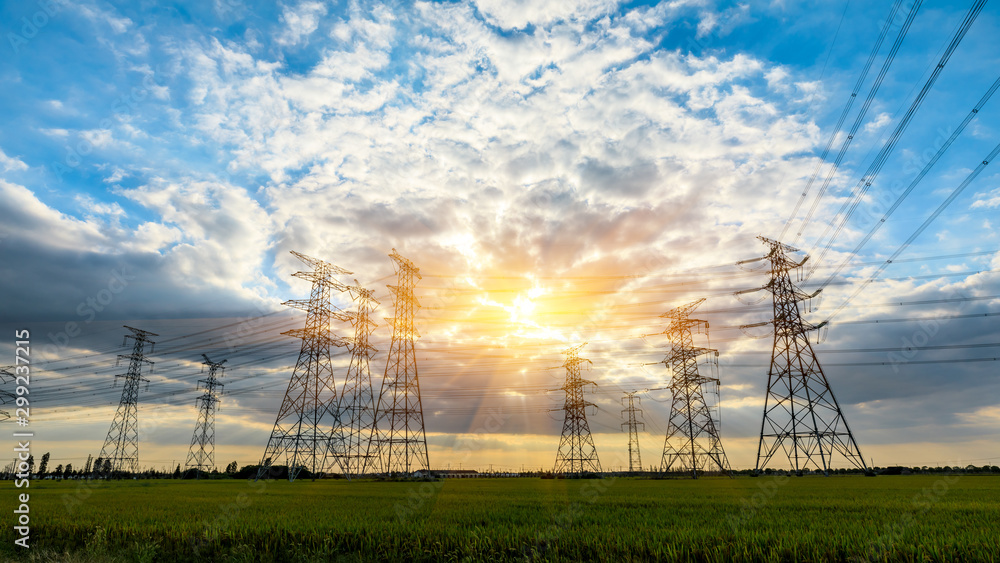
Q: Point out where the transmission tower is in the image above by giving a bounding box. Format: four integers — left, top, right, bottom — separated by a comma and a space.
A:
367, 249, 430, 475
0, 367, 15, 422
256, 251, 352, 482
329, 280, 380, 478
739, 236, 868, 475
553, 343, 602, 475
656, 299, 731, 478
185, 354, 226, 475
96, 326, 157, 476
621, 391, 644, 473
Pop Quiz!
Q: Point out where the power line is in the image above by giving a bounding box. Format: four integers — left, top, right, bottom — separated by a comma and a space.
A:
792, 0, 923, 243
807, 0, 991, 271
779, 0, 903, 241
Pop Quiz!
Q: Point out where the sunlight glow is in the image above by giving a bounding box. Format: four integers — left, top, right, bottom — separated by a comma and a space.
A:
475, 281, 566, 342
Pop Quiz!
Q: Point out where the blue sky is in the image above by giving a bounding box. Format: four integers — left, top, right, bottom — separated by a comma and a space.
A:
1, 0, 998, 471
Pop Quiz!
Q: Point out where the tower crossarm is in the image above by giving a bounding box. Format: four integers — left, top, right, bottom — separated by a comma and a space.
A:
660, 298, 706, 321
290, 251, 353, 276
388, 248, 422, 279
282, 300, 354, 322
280, 328, 352, 348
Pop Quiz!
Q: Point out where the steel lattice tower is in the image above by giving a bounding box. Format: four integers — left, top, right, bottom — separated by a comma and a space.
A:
185, 354, 226, 474
657, 299, 731, 478
746, 236, 868, 475
256, 251, 352, 482
621, 391, 644, 473
367, 249, 429, 475
0, 367, 16, 422
330, 280, 380, 478
97, 326, 157, 476
553, 343, 602, 475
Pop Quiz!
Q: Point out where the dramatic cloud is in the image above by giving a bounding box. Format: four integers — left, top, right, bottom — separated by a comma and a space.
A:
1, 0, 997, 471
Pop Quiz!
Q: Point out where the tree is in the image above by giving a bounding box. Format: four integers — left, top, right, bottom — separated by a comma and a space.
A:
54, 464, 63, 477
93, 456, 103, 476
27, 455, 34, 474
225, 461, 238, 474
39, 452, 50, 477
64, 463, 73, 478
173, 464, 181, 479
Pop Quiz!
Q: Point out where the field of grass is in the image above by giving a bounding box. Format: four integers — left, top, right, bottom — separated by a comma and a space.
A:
1, 475, 997, 562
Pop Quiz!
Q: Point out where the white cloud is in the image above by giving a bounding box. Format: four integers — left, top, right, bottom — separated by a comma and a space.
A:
0, 180, 107, 250
103, 167, 128, 183
123, 179, 275, 291
77, 4, 133, 34
864, 111, 892, 134
472, 0, 620, 30
971, 187, 1000, 209
276, 1, 328, 46
81, 129, 114, 149
0, 148, 28, 172
39, 128, 70, 138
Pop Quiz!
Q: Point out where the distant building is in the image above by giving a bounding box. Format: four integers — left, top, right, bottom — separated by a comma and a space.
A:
419, 469, 479, 478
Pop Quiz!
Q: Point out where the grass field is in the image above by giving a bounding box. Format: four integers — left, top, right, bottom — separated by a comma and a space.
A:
1, 475, 998, 562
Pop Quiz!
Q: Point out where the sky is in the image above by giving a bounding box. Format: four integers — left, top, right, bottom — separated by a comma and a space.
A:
0, 0, 998, 474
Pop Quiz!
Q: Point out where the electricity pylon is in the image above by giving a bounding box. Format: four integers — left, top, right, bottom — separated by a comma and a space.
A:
96, 326, 157, 476
256, 251, 352, 482
185, 355, 226, 475
621, 391, 644, 473
553, 343, 602, 475
330, 279, 380, 478
367, 249, 429, 475
0, 367, 15, 421
738, 236, 868, 475
656, 300, 731, 478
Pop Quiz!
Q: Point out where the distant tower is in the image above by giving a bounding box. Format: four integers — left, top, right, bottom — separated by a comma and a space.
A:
331, 280, 380, 478
96, 326, 157, 476
256, 251, 352, 482
185, 354, 226, 474
657, 299, 731, 478
0, 367, 15, 422
368, 249, 430, 475
742, 236, 868, 475
553, 343, 602, 475
621, 391, 644, 473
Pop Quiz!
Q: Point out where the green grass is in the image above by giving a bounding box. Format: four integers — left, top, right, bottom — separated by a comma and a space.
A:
1, 475, 998, 562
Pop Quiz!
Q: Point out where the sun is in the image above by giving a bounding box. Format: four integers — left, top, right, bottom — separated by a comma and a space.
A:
475, 282, 565, 343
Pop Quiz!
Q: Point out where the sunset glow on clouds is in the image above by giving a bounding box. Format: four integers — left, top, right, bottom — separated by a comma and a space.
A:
1, 0, 998, 471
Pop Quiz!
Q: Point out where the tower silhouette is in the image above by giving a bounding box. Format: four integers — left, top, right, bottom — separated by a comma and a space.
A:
185, 354, 226, 474
553, 343, 601, 475
256, 251, 352, 482
367, 249, 429, 475
657, 300, 731, 478
331, 280, 380, 478
0, 367, 16, 422
621, 391, 644, 473
97, 326, 157, 476
742, 236, 868, 475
